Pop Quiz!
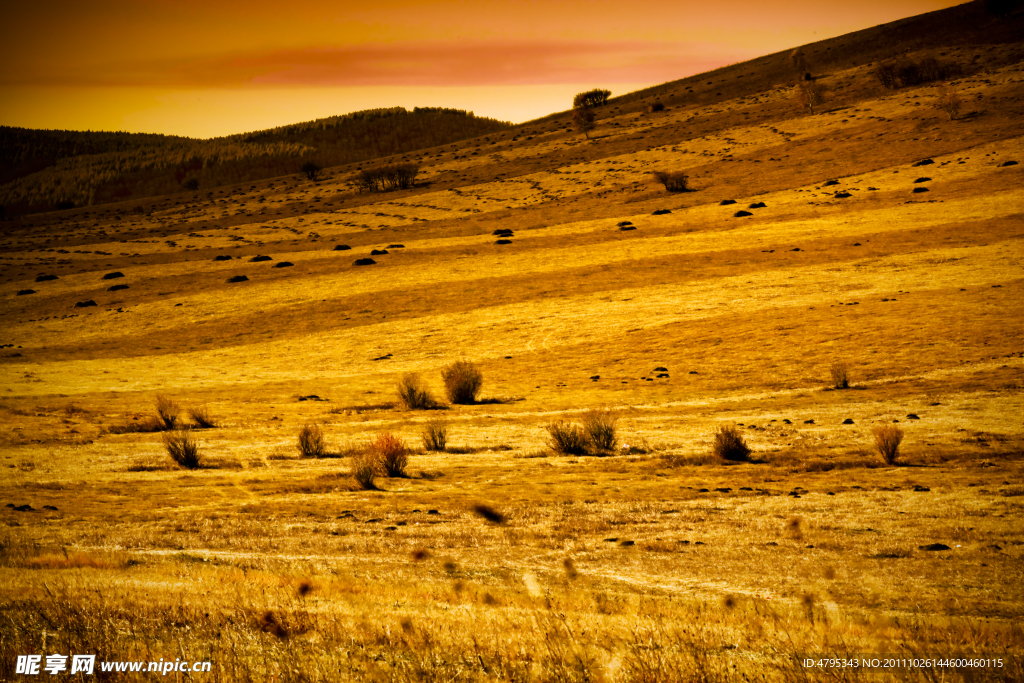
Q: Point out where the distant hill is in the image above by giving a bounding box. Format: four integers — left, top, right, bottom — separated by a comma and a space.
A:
0, 107, 512, 216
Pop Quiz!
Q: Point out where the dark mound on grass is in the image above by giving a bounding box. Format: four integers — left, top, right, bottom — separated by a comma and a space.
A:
227, 275, 249, 283
273, 261, 294, 268
213, 255, 233, 261
75, 300, 97, 307
34, 274, 58, 282
107, 284, 129, 291
250, 255, 272, 262
354, 258, 376, 266
333, 244, 351, 251
102, 271, 125, 280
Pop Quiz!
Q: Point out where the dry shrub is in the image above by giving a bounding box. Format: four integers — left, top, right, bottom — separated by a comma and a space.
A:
873, 424, 904, 465
188, 405, 217, 428
442, 360, 483, 404
546, 421, 588, 455
830, 360, 850, 389
421, 418, 448, 452
937, 87, 962, 120
297, 424, 326, 458
652, 171, 689, 192
712, 425, 751, 462
155, 395, 180, 430
350, 453, 378, 490
371, 432, 409, 477
583, 410, 617, 452
396, 372, 436, 410
163, 429, 202, 469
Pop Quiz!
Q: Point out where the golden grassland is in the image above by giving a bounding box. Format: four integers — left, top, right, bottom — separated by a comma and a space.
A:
1, 36, 1024, 682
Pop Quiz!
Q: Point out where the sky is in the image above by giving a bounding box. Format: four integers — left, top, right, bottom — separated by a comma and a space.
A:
1, 0, 963, 139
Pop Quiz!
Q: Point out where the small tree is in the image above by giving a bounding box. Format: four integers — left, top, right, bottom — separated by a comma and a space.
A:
873, 424, 904, 465
182, 178, 199, 191
573, 89, 611, 108
937, 87, 962, 120
796, 79, 826, 115
300, 162, 322, 181
442, 360, 483, 404
571, 106, 596, 140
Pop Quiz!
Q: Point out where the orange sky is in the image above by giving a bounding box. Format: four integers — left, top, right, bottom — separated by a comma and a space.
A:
1, 0, 963, 138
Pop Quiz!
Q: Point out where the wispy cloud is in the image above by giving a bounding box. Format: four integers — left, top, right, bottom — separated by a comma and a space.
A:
7, 41, 753, 88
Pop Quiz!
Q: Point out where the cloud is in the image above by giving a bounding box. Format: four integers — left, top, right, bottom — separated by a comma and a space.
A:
9, 40, 752, 88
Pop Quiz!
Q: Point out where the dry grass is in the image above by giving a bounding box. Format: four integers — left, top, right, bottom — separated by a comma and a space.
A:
162, 429, 202, 469
442, 360, 483, 404
873, 423, 905, 465
712, 424, 752, 462
297, 423, 327, 458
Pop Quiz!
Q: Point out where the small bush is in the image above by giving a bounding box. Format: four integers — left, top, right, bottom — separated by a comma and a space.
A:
300, 162, 322, 181
155, 395, 180, 430
164, 429, 202, 469
830, 360, 850, 389
442, 360, 483, 404
188, 405, 217, 429
712, 425, 751, 462
422, 419, 448, 452
371, 432, 409, 477
937, 87, 962, 120
583, 410, 617, 451
297, 424, 327, 458
350, 453, 378, 489
873, 424, 904, 465
648, 102, 665, 113
652, 171, 689, 192
546, 421, 588, 455
396, 373, 437, 410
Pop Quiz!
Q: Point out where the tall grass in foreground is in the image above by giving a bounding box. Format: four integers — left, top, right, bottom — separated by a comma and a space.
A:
1, 572, 1017, 682
163, 429, 201, 469
188, 404, 217, 428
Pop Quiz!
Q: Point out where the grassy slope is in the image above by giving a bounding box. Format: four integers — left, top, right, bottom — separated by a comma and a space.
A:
1, 4, 1023, 681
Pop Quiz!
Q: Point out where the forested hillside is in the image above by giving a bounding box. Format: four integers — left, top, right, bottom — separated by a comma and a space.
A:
0, 108, 511, 216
